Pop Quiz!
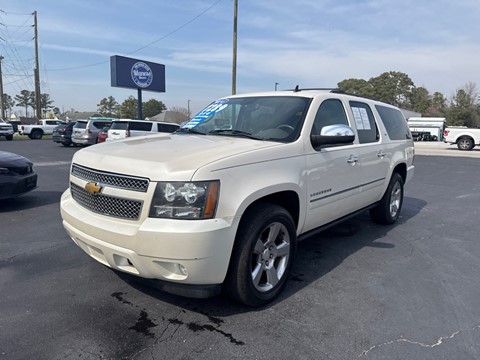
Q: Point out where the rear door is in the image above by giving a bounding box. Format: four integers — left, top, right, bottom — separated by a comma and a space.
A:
347, 100, 389, 203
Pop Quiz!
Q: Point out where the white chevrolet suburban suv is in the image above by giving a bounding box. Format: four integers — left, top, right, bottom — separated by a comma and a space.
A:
60, 88, 415, 306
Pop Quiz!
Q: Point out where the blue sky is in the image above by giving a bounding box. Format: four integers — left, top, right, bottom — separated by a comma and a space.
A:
1, 0, 480, 117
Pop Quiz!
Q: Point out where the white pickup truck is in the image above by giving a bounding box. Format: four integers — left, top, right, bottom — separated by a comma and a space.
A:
61, 89, 415, 306
19, 119, 66, 139
443, 126, 480, 150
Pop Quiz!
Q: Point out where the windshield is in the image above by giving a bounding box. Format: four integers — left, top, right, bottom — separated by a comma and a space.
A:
182, 96, 311, 142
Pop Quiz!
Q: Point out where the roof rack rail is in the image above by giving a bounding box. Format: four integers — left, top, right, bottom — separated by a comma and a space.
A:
286, 86, 341, 92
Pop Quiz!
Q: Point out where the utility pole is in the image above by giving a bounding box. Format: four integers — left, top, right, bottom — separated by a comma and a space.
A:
0, 55, 5, 120
231, 0, 238, 95
33, 11, 42, 120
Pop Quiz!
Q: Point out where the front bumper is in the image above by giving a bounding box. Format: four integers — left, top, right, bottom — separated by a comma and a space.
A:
72, 136, 95, 145
60, 190, 237, 294
0, 173, 38, 199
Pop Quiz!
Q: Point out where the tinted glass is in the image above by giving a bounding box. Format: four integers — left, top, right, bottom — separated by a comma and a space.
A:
311, 99, 349, 135
185, 96, 311, 142
349, 101, 379, 144
158, 124, 179, 133
375, 105, 412, 140
74, 121, 87, 129
129, 122, 152, 131
111, 121, 128, 130
92, 121, 111, 129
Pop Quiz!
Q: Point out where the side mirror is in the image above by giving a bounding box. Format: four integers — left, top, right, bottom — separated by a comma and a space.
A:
311, 124, 355, 148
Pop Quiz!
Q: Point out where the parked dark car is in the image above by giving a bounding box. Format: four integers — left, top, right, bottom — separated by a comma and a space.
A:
96, 124, 112, 143
0, 151, 38, 199
52, 122, 76, 146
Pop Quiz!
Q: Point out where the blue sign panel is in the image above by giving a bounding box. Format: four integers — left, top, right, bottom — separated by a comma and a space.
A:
110, 55, 165, 92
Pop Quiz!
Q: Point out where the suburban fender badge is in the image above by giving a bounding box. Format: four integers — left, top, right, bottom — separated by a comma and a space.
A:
85, 182, 103, 195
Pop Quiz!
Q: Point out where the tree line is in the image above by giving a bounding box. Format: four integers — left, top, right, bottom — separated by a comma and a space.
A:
337, 71, 480, 127
2, 90, 57, 118
96, 96, 168, 119
1, 91, 173, 120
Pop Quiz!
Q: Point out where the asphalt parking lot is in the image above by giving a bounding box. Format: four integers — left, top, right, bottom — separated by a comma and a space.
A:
1, 139, 480, 360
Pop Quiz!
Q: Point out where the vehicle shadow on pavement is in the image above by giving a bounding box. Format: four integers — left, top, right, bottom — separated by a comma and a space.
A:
0, 190, 63, 212
109, 196, 426, 316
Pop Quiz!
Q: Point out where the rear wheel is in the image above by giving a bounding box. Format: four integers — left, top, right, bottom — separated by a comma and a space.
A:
457, 137, 474, 151
30, 130, 43, 140
370, 173, 404, 225
225, 203, 297, 306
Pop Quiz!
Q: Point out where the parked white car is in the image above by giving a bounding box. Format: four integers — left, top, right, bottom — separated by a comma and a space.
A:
443, 126, 480, 150
0, 119, 14, 141
106, 119, 179, 141
18, 119, 65, 139
61, 88, 415, 306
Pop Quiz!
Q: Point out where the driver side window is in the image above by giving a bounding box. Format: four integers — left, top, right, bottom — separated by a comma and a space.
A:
311, 99, 348, 135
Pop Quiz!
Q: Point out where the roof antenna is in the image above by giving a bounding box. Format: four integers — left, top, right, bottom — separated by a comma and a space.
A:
294, 85, 299, 92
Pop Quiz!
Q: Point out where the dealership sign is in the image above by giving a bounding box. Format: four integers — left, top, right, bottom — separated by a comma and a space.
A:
110, 55, 165, 92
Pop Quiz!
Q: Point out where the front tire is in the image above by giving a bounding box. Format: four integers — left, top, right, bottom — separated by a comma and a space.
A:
370, 173, 404, 225
225, 203, 297, 306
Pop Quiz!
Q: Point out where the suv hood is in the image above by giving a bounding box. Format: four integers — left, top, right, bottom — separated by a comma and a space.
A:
73, 134, 282, 180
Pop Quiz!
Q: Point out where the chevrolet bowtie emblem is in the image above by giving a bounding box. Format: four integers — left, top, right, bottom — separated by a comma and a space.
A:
85, 182, 103, 195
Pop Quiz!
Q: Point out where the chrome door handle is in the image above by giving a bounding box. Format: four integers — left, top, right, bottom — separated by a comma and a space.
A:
347, 155, 359, 164
377, 151, 386, 158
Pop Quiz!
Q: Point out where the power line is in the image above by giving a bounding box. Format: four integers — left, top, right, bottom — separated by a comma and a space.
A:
46, 0, 224, 72
0, 11, 35, 93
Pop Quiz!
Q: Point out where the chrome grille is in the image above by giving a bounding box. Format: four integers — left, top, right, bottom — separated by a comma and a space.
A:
70, 182, 143, 220
71, 164, 149, 192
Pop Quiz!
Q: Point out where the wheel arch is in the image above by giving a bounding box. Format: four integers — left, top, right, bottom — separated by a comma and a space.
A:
242, 190, 300, 230
456, 135, 474, 143
392, 162, 407, 183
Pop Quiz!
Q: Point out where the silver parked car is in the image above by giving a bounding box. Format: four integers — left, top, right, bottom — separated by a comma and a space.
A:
71, 118, 113, 145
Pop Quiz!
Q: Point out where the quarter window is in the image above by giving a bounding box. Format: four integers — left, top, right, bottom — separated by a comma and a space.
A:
375, 105, 412, 140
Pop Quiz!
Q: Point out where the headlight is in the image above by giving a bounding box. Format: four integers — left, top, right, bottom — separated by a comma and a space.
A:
149, 181, 220, 219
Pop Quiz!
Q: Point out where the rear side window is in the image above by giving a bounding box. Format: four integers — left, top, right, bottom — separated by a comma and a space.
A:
92, 121, 110, 129
129, 122, 153, 131
375, 105, 412, 140
111, 122, 128, 130
349, 101, 379, 144
158, 124, 179, 133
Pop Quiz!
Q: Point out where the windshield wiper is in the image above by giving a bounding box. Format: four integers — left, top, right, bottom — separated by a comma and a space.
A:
207, 129, 262, 140
176, 127, 206, 135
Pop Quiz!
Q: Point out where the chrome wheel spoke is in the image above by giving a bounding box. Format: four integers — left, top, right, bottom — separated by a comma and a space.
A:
252, 263, 263, 287
266, 223, 281, 245
276, 242, 290, 258
265, 267, 279, 288
253, 239, 265, 255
